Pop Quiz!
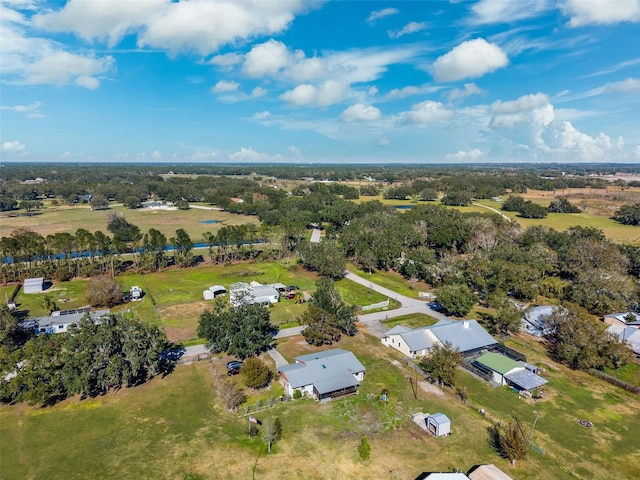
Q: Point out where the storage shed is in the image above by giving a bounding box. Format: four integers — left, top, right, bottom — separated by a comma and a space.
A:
426, 413, 451, 437
23, 277, 45, 294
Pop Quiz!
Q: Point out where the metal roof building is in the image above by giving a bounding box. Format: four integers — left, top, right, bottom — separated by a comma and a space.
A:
278, 348, 366, 401
382, 320, 498, 359
474, 352, 548, 392
23, 277, 45, 294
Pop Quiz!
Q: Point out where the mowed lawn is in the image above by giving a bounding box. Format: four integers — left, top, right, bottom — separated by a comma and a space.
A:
7, 261, 396, 343
3, 329, 639, 479
0, 203, 259, 241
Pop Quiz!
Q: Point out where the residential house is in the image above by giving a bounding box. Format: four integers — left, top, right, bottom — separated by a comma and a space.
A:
417, 474, 469, 480
381, 320, 498, 359
473, 352, 548, 392
23, 277, 45, 294
521, 305, 557, 337
606, 324, 640, 356
229, 282, 283, 306
278, 348, 366, 401
23, 308, 111, 335
603, 312, 640, 328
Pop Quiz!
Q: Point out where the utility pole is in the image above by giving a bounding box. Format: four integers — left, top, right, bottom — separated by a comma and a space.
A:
529, 410, 540, 442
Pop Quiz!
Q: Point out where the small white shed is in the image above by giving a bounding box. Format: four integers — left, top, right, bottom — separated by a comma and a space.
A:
426, 413, 451, 437
24, 277, 45, 294
203, 290, 215, 300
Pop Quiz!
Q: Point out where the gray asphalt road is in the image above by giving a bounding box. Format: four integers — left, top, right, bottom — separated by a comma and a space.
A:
344, 270, 452, 338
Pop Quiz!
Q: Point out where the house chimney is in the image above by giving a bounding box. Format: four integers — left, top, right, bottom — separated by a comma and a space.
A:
463, 320, 469, 329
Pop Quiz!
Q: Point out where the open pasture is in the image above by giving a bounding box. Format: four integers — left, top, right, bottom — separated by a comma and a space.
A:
0, 203, 259, 241
2, 328, 639, 479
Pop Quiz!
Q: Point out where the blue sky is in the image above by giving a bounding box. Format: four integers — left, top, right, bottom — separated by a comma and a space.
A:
1, 0, 639, 164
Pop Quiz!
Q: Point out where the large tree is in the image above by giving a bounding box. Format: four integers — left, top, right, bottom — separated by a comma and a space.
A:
106, 214, 142, 244
0, 313, 166, 405
86, 276, 123, 307
613, 203, 640, 226
435, 283, 475, 317
418, 341, 462, 387
197, 300, 275, 359
546, 307, 633, 370
301, 279, 357, 345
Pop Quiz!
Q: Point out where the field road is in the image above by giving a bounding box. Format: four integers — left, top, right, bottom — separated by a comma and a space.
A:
471, 202, 511, 222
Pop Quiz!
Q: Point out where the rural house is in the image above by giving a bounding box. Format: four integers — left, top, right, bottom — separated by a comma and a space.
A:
278, 348, 366, 401
603, 311, 640, 328
473, 352, 548, 392
606, 324, 640, 356
229, 282, 282, 307
23, 308, 111, 335
381, 320, 498, 359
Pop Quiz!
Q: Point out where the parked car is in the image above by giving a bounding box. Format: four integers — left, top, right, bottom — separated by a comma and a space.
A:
226, 360, 243, 370
227, 367, 241, 376
285, 285, 299, 292
284, 292, 296, 300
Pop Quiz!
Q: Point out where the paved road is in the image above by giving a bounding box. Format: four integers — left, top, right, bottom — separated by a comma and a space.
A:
344, 270, 452, 339
171, 270, 453, 360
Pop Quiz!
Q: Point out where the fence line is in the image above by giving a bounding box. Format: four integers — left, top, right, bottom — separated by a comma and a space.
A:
361, 299, 390, 311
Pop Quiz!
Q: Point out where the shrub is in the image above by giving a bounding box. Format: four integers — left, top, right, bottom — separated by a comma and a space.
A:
241, 357, 273, 389
293, 389, 302, 400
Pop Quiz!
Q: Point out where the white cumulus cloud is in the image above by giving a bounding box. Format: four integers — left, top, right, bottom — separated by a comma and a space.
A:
212, 80, 240, 93
1, 140, 26, 153
229, 146, 277, 162
400, 101, 455, 125
340, 103, 381, 122
445, 149, 484, 161
433, 38, 508, 82
251, 86, 267, 97
280, 80, 349, 107
562, 0, 640, 26
23, 51, 113, 88
36, 0, 312, 56
449, 83, 483, 100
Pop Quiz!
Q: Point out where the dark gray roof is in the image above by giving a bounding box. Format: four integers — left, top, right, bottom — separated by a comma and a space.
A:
504, 369, 548, 391
279, 349, 365, 394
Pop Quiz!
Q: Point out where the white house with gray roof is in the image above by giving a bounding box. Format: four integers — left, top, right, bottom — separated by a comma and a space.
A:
277, 348, 365, 401
22, 308, 111, 335
381, 320, 497, 359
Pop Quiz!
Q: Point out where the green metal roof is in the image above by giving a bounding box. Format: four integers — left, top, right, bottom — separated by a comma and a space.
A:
475, 352, 521, 375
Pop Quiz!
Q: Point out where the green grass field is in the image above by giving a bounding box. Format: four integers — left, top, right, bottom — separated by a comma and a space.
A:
9, 261, 400, 343
2, 329, 638, 480
0, 202, 259, 241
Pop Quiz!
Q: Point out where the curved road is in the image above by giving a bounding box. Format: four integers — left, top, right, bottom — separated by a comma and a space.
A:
178, 270, 453, 359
